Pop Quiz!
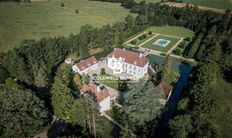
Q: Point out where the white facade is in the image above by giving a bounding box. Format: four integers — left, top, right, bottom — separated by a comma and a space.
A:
98, 96, 111, 113
72, 63, 98, 75
107, 57, 149, 78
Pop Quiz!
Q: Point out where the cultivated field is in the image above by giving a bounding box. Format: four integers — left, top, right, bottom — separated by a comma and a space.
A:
0, 0, 131, 52
182, 0, 232, 10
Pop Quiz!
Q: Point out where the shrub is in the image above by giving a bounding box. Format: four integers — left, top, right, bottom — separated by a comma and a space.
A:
148, 31, 152, 35
138, 35, 143, 40
187, 33, 203, 58
160, 53, 166, 56
173, 49, 182, 55
184, 37, 191, 42
61, 2, 65, 7
75, 9, 79, 13
142, 34, 147, 38
101, 68, 106, 75
178, 42, 186, 49
131, 40, 137, 45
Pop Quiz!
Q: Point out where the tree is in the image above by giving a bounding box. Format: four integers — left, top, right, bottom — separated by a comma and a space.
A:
123, 80, 164, 135
72, 73, 83, 92
161, 54, 171, 82
169, 115, 193, 138
100, 68, 106, 75
118, 80, 128, 91
187, 33, 204, 58
0, 85, 49, 138
125, 14, 135, 29
33, 61, 50, 88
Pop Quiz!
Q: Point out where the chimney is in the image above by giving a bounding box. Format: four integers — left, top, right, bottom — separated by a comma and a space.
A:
123, 48, 126, 51
97, 85, 100, 93
139, 53, 143, 57
114, 48, 117, 51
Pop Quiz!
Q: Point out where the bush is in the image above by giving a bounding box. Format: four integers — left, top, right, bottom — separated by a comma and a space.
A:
187, 33, 203, 58
138, 35, 143, 40
173, 49, 182, 55
160, 53, 166, 56
75, 9, 79, 13
61, 2, 65, 7
131, 40, 137, 45
148, 31, 152, 35
178, 42, 186, 49
101, 68, 106, 75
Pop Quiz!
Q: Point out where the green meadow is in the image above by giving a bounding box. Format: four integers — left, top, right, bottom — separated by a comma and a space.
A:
0, 0, 131, 52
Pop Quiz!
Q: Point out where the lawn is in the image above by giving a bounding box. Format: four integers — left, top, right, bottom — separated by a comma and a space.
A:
0, 0, 131, 52
129, 33, 155, 46
146, 26, 194, 38
182, 0, 232, 9
142, 35, 180, 52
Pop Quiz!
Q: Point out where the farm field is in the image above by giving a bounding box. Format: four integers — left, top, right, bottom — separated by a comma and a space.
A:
142, 35, 180, 52
146, 26, 194, 38
182, 0, 232, 10
0, 0, 131, 52
134, 0, 160, 3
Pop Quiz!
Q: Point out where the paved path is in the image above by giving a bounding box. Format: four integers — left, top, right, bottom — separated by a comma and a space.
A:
124, 31, 147, 44
137, 33, 159, 47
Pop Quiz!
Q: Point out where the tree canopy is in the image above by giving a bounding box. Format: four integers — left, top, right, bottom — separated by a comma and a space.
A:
0, 85, 49, 138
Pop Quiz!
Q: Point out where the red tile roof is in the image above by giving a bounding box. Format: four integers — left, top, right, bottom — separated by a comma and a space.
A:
76, 56, 97, 71
81, 81, 110, 103
155, 80, 173, 99
107, 48, 149, 67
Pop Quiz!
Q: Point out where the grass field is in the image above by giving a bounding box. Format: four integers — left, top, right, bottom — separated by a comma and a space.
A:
146, 26, 194, 38
0, 0, 131, 52
142, 35, 180, 52
134, 0, 160, 3
182, 0, 232, 10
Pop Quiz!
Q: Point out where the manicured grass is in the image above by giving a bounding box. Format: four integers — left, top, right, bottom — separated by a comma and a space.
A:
0, 0, 131, 52
142, 35, 180, 52
96, 74, 119, 90
129, 33, 155, 46
183, 0, 232, 9
146, 26, 194, 38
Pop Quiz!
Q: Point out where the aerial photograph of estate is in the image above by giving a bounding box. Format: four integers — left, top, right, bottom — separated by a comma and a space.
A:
0, 0, 232, 137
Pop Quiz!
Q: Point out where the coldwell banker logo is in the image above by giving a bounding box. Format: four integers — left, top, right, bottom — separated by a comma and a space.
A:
108, 57, 123, 74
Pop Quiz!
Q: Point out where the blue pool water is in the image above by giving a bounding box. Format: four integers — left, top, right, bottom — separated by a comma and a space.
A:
153, 39, 171, 47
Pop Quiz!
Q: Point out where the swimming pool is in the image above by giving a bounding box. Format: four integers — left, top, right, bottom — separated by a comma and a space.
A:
153, 39, 171, 47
